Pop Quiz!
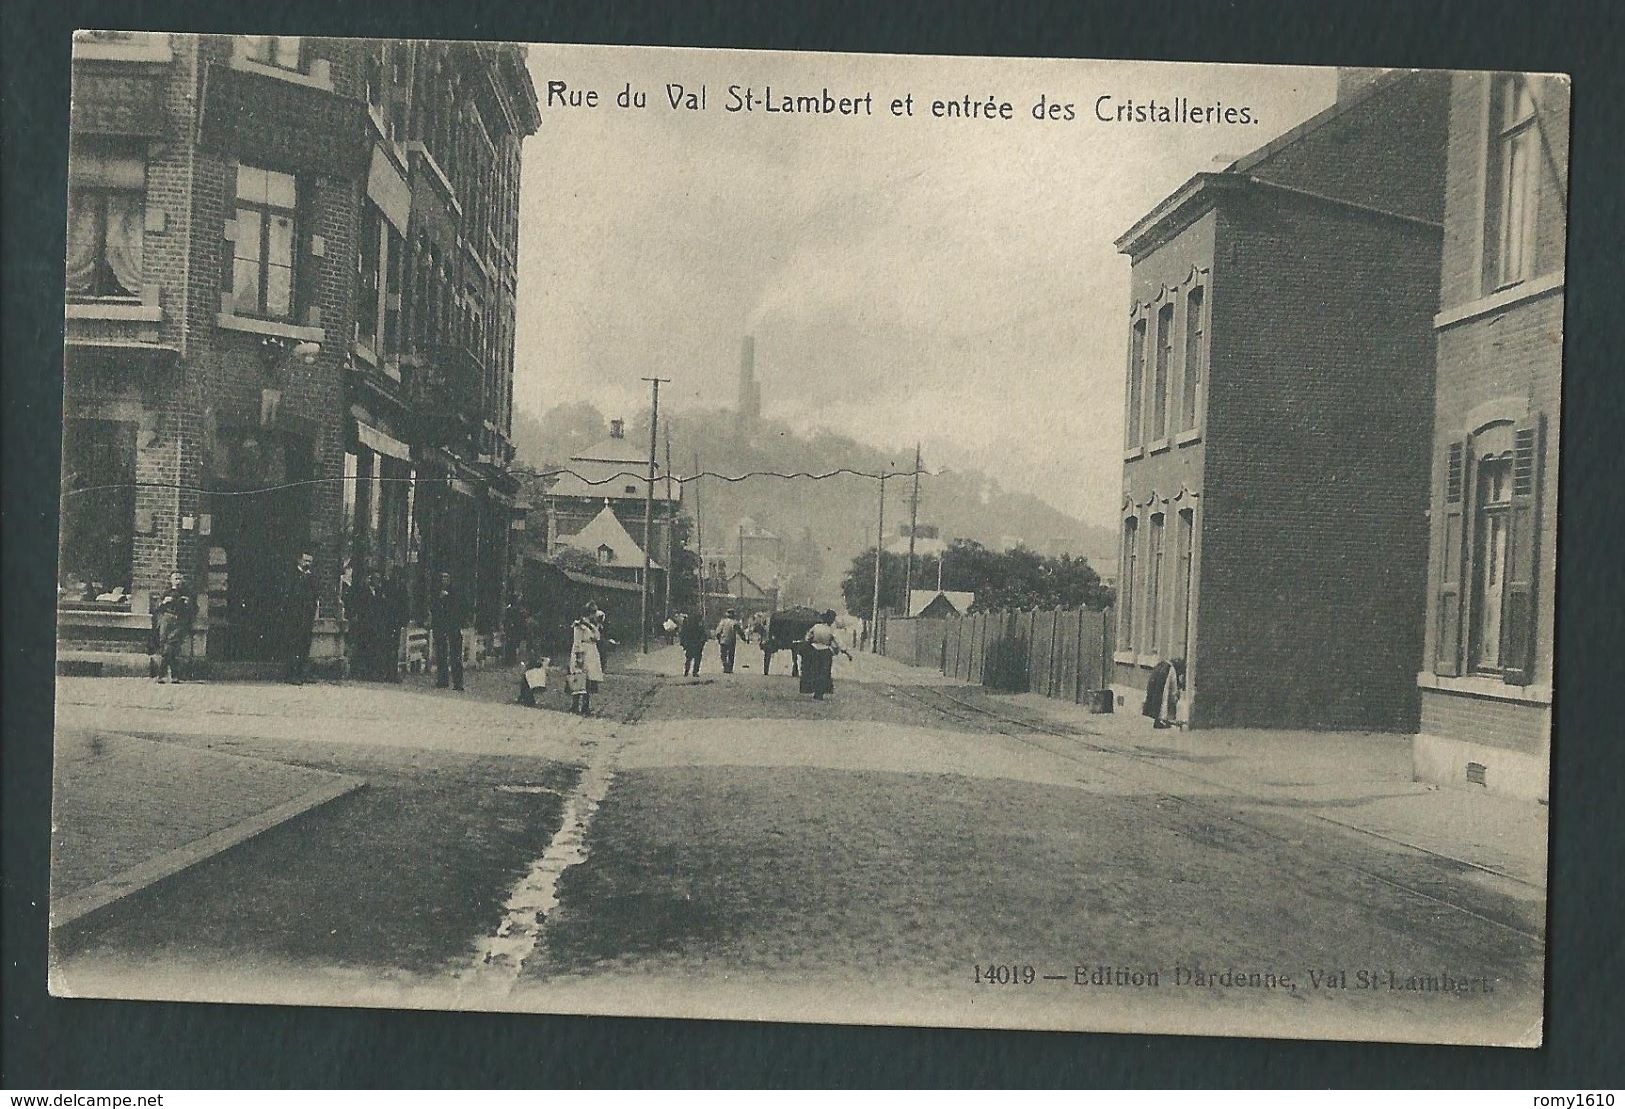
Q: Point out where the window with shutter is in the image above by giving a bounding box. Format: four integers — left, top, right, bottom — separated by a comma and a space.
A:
1434, 439, 1468, 676
1499, 416, 1544, 685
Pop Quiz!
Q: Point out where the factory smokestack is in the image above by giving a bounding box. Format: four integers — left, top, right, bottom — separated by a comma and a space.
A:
736, 335, 761, 436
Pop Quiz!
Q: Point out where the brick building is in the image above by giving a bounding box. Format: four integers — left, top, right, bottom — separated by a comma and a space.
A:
535, 419, 683, 571
59, 32, 537, 673
1412, 73, 1567, 800
1109, 71, 1450, 730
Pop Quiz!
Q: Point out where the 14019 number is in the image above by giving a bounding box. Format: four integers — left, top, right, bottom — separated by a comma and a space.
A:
974, 964, 1036, 984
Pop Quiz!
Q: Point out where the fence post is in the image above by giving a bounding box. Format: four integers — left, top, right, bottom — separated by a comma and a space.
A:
1074, 608, 1087, 703
1053, 608, 1066, 695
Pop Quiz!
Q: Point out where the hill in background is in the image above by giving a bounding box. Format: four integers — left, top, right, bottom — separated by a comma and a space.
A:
512, 402, 1116, 608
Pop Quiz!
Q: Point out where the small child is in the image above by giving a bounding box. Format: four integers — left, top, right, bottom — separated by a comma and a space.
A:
568, 646, 592, 715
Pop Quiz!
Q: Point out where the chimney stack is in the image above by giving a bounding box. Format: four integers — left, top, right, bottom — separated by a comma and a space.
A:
736, 335, 761, 435
610, 418, 625, 439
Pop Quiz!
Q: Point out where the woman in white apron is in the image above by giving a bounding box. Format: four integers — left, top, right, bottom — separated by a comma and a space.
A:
569, 604, 605, 714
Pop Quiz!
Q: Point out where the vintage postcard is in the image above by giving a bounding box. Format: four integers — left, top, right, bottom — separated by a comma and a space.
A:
51, 34, 1563, 1047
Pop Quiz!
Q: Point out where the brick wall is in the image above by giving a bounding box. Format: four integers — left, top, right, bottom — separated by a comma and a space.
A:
1243, 72, 1451, 224
1196, 192, 1441, 731
180, 35, 365, 613
1116, 209, 1215, 694
1416, 72, 1565, 754
1419, 689, 1547, 757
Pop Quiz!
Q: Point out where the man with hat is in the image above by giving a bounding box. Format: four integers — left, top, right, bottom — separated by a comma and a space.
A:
714, 607, 747, 675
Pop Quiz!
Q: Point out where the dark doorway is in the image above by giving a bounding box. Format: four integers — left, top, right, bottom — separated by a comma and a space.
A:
208, 430, 314, 661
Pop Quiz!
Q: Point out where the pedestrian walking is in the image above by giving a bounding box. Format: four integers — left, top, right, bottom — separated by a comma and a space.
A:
799, 609, 851, 700
1142, 657, 1187, 729
568, 603, 605, 714
429, 570, 467, 691
679, 610, 708, 676
150, 571, 196, 683
284, 551, 320, 685
715, 607, 746, 674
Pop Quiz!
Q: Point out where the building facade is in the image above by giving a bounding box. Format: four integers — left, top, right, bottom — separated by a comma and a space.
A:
537, 419, 683, 570
59, 32, 536, 673
1412, 73, 1567, 800
1109, 71, 1450, 730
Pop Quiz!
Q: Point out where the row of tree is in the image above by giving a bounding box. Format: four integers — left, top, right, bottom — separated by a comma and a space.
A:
839, 538, 1114, 621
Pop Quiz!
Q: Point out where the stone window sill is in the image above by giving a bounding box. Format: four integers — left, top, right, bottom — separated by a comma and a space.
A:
217, 312, 325, 343
1434, 269, 1564, 331
1122, 445, 1144, 462
1415, 671, 1552, 706
1175, 427, 1201, 446
66, 301, 163, 323
228, 55, 335, 93
58, 600, 141, 622
1148, 438, 1171, 456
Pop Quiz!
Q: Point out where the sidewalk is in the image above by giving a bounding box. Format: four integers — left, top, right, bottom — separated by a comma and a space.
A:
55, 669, 620, 759
51, 668, 630, 931
1001, 688, 1549, 893
51, 729, 362, 927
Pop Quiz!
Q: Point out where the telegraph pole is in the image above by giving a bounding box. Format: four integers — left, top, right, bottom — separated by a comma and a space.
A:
870, 466, 887, 652
663, 426, 675, 620
638, 376, 669, 654
692, 450, 707, 625
905, 441, 921, 612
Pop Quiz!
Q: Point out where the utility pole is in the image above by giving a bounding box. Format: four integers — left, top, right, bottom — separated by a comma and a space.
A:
692, 450, 707, 625
870, 466, 887, 652
663, 426, 674, 620
638, 376, 669, 654
905, 441, 921, 613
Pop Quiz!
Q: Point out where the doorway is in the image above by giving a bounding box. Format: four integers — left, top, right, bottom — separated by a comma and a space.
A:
208, 430, 314, 661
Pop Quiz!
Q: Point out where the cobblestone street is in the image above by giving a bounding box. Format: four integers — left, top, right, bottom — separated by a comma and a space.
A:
51, 648, 1545, 1044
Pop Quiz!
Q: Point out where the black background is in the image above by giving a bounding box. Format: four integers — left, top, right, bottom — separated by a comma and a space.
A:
5, 0, 1622, 1089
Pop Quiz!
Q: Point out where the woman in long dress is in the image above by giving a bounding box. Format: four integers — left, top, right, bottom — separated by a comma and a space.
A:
569, 604, 605, 714
799, 610, 852, 700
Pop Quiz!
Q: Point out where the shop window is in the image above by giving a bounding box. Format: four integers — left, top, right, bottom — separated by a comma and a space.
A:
1179, 287, 1204, 434
59, 419, 137, 604
1486, 75, 1539, 291
231, 164, 299, 320
66, 145, 146, 301
1125, 319, 1146, 448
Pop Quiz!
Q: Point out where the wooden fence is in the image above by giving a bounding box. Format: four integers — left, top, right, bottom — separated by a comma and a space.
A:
878, 606, 1115, 706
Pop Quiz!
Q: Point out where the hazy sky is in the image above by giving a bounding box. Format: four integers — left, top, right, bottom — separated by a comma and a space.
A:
515, 46, 1336, 527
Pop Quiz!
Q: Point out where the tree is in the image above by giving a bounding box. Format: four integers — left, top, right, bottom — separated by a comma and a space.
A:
841, 548, 910, 621
844, 539, 1099, 619
549, 546, 601, 574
